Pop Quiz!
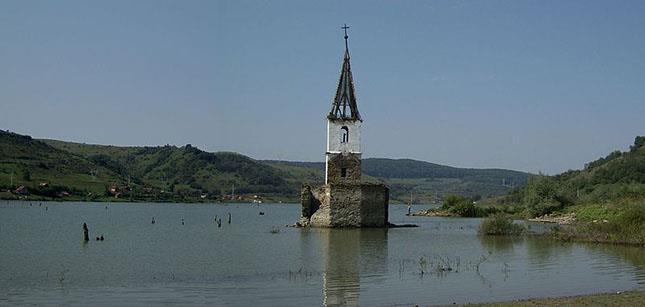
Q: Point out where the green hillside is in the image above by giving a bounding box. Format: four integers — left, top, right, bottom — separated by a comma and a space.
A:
0, 131, 123, 199
41, 139, 292, 201
0, 130, 531, 203
0, 131, 293, 201
495, 136, 645, 216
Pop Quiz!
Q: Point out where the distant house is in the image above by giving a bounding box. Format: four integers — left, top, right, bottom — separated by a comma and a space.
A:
39, 182, 49, 187
15, 186, 28, 195
60, 191, 70, 197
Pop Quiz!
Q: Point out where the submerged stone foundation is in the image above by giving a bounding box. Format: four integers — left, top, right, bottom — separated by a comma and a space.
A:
299, 183, 389, 227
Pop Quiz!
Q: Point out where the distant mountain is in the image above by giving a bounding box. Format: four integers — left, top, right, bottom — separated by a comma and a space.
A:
263, 158, 530, 202
0, 130, 531, 202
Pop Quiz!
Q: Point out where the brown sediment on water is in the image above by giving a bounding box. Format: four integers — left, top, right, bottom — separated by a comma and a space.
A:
467, 290, 645, 307
386, 223, 418, 228
411, 209, 456, 217
293, 222, 418, 228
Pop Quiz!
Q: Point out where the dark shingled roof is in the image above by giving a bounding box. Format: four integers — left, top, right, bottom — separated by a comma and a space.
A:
328, 30, 362, 121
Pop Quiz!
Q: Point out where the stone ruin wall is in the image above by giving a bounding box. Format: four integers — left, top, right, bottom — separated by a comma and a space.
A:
300, 183, 388, 227
358, 184, 389, 227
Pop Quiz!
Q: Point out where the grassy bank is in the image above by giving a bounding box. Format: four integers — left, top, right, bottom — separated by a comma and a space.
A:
470, 290, 644, 306
548, 201, 645, 246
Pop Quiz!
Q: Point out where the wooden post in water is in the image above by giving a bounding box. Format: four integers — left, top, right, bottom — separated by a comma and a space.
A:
82, 223, 89, 242
228, 213, 231, 224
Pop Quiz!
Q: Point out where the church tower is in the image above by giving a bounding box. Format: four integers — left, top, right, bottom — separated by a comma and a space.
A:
298, 25, 388, 228
325, 25, 362, 184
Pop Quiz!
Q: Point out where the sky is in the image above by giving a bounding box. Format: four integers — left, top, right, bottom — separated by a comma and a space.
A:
1, 0, 644, 174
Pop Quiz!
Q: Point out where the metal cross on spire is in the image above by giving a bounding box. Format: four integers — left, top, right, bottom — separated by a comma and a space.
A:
342, 24, 350, 51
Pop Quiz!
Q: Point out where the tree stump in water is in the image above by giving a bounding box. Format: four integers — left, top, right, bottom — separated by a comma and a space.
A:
82, 223, 89, 242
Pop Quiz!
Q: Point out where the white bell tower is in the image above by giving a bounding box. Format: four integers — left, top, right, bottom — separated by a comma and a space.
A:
325, 24, 362, 184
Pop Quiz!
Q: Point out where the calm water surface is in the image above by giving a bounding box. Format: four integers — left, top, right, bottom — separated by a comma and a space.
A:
1, 201, 644, 306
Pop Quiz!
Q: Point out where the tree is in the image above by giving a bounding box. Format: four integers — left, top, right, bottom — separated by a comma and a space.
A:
21, 169, 31, 181
631, 136, 645, 152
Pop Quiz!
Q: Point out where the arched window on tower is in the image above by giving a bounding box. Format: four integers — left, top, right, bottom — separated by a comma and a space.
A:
341, 126, 349, 144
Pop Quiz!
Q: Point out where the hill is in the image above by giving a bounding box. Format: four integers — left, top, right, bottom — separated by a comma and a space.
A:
40, 139, 292, 201
0, 130, 531, 202
495, 136, 645, 218
0, 131, 292, 201
0, 131, 123, 199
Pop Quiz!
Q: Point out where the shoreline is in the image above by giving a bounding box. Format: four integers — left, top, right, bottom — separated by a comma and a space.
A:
411, 209, 645, 246
468, 290, 644, 306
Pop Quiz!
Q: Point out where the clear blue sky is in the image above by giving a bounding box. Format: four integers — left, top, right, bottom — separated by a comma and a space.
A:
1, 0, 644, 174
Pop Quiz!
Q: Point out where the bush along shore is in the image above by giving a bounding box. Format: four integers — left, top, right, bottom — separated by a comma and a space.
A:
412, 195, 518, 218
478, 214, 526, 236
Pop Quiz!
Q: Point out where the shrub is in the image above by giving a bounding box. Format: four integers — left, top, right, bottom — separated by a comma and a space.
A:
450, 201, 485, 217
440, 194, 487, 217
441, 195, 469, 210
525, 201, 563, 218
618, 202, 645, 225
479, 214, 526, 236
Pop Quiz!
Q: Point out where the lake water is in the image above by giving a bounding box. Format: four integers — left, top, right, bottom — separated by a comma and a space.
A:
1, 201, 643, 306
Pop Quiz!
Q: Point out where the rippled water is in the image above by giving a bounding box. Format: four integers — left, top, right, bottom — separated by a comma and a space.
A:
1, 201, 643, 306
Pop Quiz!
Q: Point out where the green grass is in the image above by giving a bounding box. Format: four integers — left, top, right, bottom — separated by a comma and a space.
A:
551, 201, 645, 245
565, 203, 617, 222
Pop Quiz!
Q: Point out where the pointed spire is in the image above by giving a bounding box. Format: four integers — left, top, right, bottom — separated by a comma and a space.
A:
329, 24, 362, 121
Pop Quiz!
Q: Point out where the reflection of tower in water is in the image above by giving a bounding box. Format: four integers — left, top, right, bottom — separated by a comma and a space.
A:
320, 229, 388, 306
